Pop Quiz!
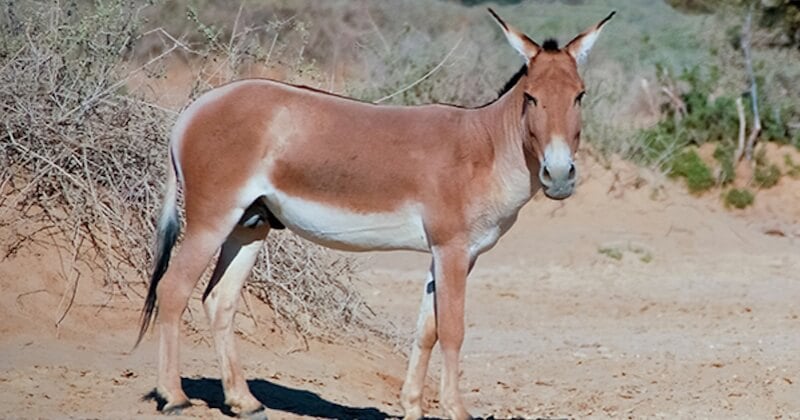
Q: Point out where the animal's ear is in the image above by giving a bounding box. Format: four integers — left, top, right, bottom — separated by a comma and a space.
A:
565, 11, 615, 65
488, 8, 540, 61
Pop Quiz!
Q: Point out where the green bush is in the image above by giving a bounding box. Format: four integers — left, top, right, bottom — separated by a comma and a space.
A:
754, 163, 781, 188
640, 65, 796, 160
784, 154, 800, 178
724, 188, 755, 209
637, 63, 799, 195
669, 149, 715, 194
713, 143, 736, 185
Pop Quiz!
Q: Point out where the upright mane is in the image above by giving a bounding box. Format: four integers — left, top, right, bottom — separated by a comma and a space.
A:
497, 65, 527, 98
542, 38, 559, 51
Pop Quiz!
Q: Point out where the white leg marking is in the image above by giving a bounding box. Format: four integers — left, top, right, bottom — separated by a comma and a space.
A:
204, 225, 268, 414
401, 269, 437, 419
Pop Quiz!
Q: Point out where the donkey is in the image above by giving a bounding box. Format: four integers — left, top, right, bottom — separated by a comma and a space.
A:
135, 8, 614, 419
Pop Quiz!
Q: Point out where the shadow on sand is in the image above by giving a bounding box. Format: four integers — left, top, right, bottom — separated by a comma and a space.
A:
143, 377, 561, 419
143, 376, 393, 419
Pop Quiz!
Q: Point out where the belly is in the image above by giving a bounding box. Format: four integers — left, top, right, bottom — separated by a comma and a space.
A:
266, 191, 429, 252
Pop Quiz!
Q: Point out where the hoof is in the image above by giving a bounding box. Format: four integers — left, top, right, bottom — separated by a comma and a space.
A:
238, 404, 268, 420
142, 388, 191, 415
162, 400, 192, 416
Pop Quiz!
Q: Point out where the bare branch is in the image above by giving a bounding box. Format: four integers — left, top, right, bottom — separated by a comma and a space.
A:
733, 97, 747, 163
376, 37, 463, 104
741, 9, 762, 161
661, 86, 686, 122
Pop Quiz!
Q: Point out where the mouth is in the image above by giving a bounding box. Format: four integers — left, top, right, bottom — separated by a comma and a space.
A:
543, 185, 574, 200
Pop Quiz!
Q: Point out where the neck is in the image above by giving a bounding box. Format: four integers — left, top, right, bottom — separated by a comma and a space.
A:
470, 72, 541, 198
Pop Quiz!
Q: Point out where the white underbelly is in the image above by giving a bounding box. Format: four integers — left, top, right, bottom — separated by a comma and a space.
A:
266, 191, 429, 252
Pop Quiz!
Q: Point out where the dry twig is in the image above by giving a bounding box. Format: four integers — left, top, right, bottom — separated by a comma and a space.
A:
741, 9, 762, 161
733, 97, 747, 163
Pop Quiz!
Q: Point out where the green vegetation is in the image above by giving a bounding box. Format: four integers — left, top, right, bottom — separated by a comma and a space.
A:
724, 188, 755, 209
598, 243, 653, 263
638, 64, 799, 164
713, 144, 736, 185
598, 246, 623, 260
784, 154, 800, 178
749, 148, 781, 189
668, 149, 715, 194
635, 54, 798, 201
753, 161, 781, 188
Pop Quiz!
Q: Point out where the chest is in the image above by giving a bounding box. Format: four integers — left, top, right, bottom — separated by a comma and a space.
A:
466, 165, 534, 257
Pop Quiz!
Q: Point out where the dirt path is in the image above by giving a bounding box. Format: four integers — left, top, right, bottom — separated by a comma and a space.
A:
1, 156, 799, 419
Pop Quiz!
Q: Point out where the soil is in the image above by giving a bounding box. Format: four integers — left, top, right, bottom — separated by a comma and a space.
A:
1, 151, 799, 419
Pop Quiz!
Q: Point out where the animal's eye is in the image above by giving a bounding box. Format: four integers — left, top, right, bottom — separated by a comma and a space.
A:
575, 91, 586, 106
524, 93, 538, 107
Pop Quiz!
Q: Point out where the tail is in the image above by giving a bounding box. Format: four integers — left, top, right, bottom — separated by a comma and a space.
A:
134, 151, 181, 349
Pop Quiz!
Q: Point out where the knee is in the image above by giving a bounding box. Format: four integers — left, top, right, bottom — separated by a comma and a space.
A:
437, 326, 464, 351
418, 330, 437, 349
418, 319, 437, 349
156, 276, 193, 313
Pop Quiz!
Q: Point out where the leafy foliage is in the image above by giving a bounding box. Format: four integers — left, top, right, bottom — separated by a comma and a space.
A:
754, 163, 781, 188
724, 188, 755, 209
753, 148, 782, 188
636, 64, 797, 197
668, 149, 715, 194
784, 154, 800, 178
713, 143, 736, 185
641, 65, 796, 161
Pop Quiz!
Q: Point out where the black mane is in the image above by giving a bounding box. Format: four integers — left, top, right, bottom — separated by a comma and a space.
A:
542, 38, 559, 51
497, 65, 527, 98
494, 39, 559, 100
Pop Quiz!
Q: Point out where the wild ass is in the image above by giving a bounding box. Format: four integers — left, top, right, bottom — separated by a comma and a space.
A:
136, 8, 614, 420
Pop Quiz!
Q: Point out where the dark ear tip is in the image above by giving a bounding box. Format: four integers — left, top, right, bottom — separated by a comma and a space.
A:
599, 10, 616, 26
488, 7, 507, 28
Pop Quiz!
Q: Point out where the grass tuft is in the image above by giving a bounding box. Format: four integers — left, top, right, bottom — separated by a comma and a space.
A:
754, 163, 781, 189
669, 149, 715, 194
784, 154, 800, 178
724, 188, 755, 209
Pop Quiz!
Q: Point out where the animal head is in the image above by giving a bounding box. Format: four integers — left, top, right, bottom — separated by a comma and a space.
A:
489, 8, 614, 199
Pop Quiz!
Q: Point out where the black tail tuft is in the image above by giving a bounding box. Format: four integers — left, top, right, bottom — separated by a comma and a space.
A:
134, 214, 179, 349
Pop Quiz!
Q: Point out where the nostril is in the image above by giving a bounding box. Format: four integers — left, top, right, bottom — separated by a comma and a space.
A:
568, 163, 576, 180
541, 167, 552, 183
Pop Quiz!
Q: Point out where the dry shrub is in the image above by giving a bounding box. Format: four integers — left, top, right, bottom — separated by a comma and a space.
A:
0, 0, 166, 290
0, 0, 380, 342
248, 233, 375, 343
138, 0, 510, 107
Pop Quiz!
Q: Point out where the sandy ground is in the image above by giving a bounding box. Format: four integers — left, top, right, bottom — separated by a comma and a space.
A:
1, 152, 799, 419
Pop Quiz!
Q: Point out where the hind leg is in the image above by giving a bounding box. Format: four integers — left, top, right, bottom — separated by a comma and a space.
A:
401, 268, 437, 420
156, 213, 242, 413
203, 223, 269, 417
